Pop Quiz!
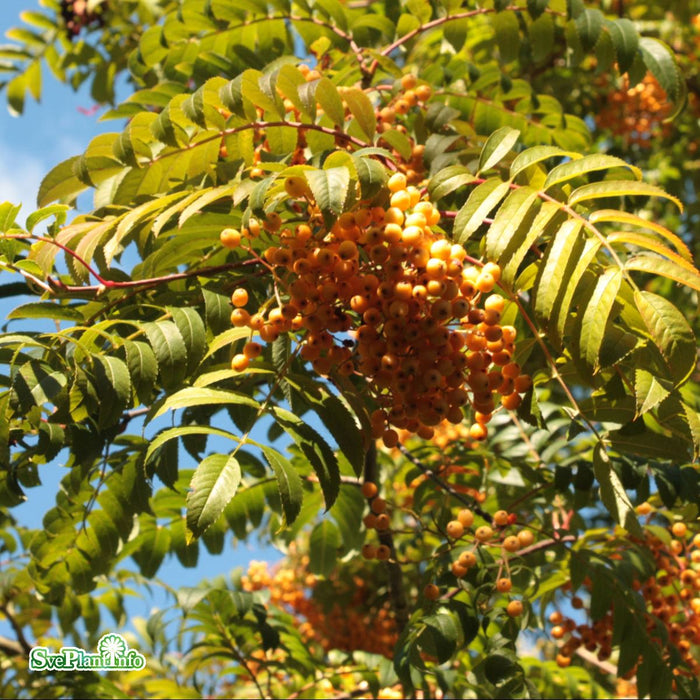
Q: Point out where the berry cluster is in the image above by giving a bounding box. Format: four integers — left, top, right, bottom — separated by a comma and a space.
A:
241, 556, 397, 657
59, 0, 106, 39
223, 173, 531, 445
548, 515, 700, 681
595, 72, 672, 148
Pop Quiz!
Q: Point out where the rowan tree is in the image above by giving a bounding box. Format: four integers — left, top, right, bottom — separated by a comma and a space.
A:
0, 0, 699, 698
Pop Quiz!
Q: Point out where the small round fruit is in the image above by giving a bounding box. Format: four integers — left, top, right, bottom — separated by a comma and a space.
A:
451, 561, 468, 578
375, 513, 391, 531
424, 583, 440, 600
231, 288, 249, 307
243, 341, 262, 359
457, 508, 474, 528
458, 550, 477, 568
361, 481, 379, 499
376, 544, 391, 561
671, 522, 687, 538
517, 530, 534, 547
502, 535, 520, 552
493, 510, 509, 527
284, 176, 309, 197
496, 577, 512, 593
231, 354, 249, 372
506, 600, 523, 618
549, 610, 563, 625
446, 520, 465, 539
220, 228, 241, 248
475, 525, 493, 542
361, 543, 377, 560
555, 654, 571, 668
551, 625, 565, 639
371, 497, 387, 514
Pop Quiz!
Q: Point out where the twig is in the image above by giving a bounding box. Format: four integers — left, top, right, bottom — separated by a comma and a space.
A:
0, 603, 32, 655
365, 443, 409, 632
396, 443, 493, 524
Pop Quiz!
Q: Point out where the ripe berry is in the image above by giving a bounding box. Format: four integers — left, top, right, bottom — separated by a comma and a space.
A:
424, 583, 440, 600
496, 577, 512, 593
493, 510, 509, 527
475, 525, 493, 542
231, 288, 249, 307
457, 509, 474, 528
371, 497, 387, 514
361, 543, 377, 560
231, 354, 249, 372
446, 520, 465, 539
220, 228, 241, 248
506, 600, 523, 617
671, 522, 687, 538
284, 176, 309, 198
376, 544, 391, 561
361, 481, 379, 499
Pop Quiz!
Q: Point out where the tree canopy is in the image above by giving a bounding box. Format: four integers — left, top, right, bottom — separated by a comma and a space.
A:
0, 0, 699, 698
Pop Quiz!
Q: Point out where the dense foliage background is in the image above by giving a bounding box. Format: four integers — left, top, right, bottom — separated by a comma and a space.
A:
1, 0, 699, 698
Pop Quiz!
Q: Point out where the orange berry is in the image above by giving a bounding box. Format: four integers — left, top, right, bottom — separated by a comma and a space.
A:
375, 513, 391, 530
458, 550, 477, 568
231, 288, 249, 307
551, 625, 565, 639
506, 600, 523, 617
493, 510, 509, 527
446, 520, 465, 539
457, 508, 474, 528
371, 497, 387, 514
362, 482, 379, 499
376, 544, 391, 560
388, 172, 408, 192
243, 341, 262, 359
231, 353, 249, 372
362, 543, 377, 559
496, 577, 512, 593
549, 610, 563, 625
424, 583, 440, 600
220, 228, 241, 248
503, 535, 520, 552
284, 176, 309, 197
671, 522, 688, 538
475, 525, 493, 542
517, 530, 534, 547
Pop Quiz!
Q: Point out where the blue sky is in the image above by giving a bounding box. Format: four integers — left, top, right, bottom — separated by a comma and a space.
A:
0, 2, 282, 639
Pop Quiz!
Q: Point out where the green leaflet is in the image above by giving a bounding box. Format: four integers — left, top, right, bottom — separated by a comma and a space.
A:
478, 126, 520, 174
533, 220, 584, 322
305, 166, 351, 229
579, 268, 622, 370
592, 443, 642, 536
509, 146, 574, 181
186, 453, 241, 539
625, 254, 700, 293
308, 520, 340, 577
91, 355, 132, 430
485, 186, 540, 263
262, 446, 303, 527
606, 18, 639, 74
634, 290, 697, 385
569, 180, 683, 211
151, 386, 260, 419
341, 87, 376, 141
141, 320, 188, 391
634, 369, 671, 417
453, 179, 511, 244
271, 406, 340, 511
544, 154, 641, 190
